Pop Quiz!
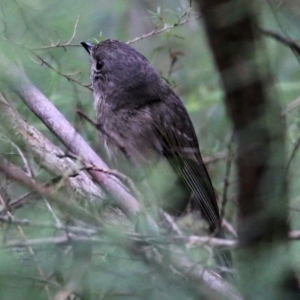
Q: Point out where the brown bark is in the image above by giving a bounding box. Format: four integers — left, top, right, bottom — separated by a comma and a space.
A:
196, 0, 298, 298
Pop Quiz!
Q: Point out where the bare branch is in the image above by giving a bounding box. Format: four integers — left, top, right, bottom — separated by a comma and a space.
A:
0, 133, 33, 176
127, 15, 200, 44
260, 27, 300, 56
30, 15, 81, 50
282, 96, 300, 116
0, 93, 103, 204
0, 57, 140, 220
67, 15, 80, 45
203, 152, 227, 164
289, 230, 300, 240
220, 133, 235, 219
287, 134, 300, 170
0, 157, 101, 227
0, 194, 52, 299
30, 52, 92, 90
0, 215, 98, 235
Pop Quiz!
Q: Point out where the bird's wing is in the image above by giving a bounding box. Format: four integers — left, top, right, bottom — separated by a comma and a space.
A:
153, 98, 221, 232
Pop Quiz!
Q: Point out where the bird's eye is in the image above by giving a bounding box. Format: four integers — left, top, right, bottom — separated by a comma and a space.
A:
95, 60, 103, 71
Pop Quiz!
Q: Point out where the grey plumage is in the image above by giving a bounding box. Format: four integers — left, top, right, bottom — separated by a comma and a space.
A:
81, 39, 232, 274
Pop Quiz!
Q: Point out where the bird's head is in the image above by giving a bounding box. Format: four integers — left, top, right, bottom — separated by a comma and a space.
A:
81, 40, 158, 100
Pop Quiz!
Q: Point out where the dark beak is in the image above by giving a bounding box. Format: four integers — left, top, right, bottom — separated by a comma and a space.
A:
81, 42, 94, 54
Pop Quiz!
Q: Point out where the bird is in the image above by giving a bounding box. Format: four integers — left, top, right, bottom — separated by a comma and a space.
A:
81, 39, 232, 275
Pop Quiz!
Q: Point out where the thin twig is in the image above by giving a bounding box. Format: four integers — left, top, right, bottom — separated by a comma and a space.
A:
220, 133, 235, 219
0, 195, 52, 300
260, 27, 300, 57
44, 197, 62, 226
203, 152, 227, 164
127, 15, 200, 44
222, 219, 237, 238
76, 109, 97, 127
282, 96, 300, 116
8, 191, 37, 210
287, 135, 300, 170
0, 215, 98, 235
76, 164, 143, 201
0, 133, 33, 177
58, 143, 143, 202
66, 15, 80, 45
77, 110, 137, 166
0, 157, 102, 226
30, 52, 92, 90
31, 15, 80, 50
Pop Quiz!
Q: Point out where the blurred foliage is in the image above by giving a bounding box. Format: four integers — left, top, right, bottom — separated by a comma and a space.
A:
0, 0, 300, 299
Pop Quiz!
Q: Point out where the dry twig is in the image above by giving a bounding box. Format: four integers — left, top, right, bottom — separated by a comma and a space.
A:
31, 15, 81, 50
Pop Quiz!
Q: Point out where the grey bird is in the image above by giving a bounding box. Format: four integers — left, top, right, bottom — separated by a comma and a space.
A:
81, 39, 232, 275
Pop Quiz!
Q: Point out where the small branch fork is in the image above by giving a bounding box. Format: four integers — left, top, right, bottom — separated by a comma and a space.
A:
31, 15, 81, 50
127, 15, 200, 45
29, 10, 199, 92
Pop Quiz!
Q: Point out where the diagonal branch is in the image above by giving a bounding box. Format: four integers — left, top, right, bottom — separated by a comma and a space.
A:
0, 56, 140, 220
0, 93, 103, 204
0, 157, 100, 226
30, 52, 92, 90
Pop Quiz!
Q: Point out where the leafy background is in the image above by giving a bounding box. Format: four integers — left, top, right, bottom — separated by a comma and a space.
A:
0, 0, 300, 299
